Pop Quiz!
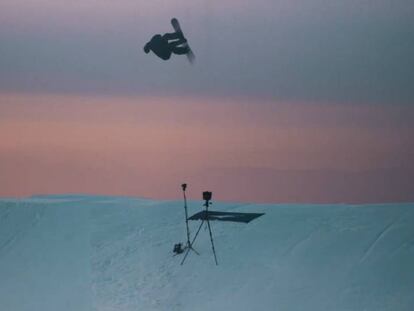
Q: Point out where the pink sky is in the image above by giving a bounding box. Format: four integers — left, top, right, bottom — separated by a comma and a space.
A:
1, 0, 413, 203
1, 92, 413, 202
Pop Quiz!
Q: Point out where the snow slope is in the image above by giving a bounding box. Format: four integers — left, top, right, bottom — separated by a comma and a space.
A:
0, 195, 413, 311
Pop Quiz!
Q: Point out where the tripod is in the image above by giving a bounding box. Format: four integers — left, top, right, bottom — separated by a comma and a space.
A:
180, 184, 199, 264
181, 192, 218, 266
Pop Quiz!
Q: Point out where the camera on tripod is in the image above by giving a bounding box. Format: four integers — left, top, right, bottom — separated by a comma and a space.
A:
203, 191, 212, 207
203, 191, 212, 201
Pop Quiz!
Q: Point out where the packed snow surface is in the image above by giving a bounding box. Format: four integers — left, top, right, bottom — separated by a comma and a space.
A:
0, 195, 413, 311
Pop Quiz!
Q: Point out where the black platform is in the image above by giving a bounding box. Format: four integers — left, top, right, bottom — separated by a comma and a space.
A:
188, 210, 264, 223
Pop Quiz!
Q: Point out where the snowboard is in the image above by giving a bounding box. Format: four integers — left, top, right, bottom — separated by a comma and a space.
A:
171, 18, 195, 64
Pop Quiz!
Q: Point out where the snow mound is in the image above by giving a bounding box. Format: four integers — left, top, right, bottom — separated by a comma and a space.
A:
0, 196, 413, 311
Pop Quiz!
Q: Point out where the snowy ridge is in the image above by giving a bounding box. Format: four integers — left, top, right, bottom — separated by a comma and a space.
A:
0, 196, 413, 311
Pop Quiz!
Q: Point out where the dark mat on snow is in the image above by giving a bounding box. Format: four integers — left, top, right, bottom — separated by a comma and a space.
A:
188, 210, 264, 223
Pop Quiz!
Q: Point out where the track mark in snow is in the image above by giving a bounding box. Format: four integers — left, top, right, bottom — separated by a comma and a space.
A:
359, 221, 395, 263
0, 205, 46, 255
284, 228, 318, 256
0, 206, 12, 219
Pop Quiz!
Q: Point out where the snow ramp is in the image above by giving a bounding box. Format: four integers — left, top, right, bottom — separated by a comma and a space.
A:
0, 196, 413, 311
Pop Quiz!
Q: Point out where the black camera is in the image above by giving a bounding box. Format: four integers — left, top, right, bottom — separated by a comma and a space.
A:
203, 191, 212, 202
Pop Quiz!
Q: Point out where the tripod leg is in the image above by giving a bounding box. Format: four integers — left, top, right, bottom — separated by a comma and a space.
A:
181, 220, 204, 265
180, 244, 191, 265
190, 219, 204, 247
183, 189, 192, 249
184, 241, 199, 255
206, 219, 218, 265
189, 246, 200, 255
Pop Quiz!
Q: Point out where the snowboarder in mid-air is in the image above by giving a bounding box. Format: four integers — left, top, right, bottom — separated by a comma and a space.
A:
143, 18, 194, 63
143, 32, 188, 60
